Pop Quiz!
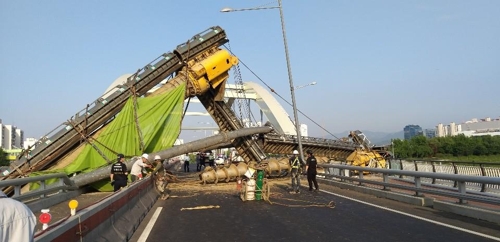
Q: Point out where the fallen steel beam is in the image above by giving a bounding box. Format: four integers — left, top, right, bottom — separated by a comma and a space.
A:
71, 127, 273, 187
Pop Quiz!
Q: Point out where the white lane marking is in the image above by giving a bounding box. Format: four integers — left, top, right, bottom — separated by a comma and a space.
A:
137, 207, 163, 242
320, 190, 500, 241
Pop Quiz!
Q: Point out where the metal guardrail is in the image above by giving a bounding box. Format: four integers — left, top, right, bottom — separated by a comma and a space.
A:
318, 164, 500, 205
388, 159, 500, 192
0, 173, 77, 203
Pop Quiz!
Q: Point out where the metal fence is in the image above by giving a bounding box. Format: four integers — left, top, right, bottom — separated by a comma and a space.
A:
388, 159, 500, 193
0, 173, 77, 203
318, 163, 500, 205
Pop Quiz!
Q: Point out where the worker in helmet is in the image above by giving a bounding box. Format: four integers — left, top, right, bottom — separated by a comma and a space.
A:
131, 153, 152, 182
305, 150, 319, 191
289, 150, 304, 194
153, 155, 163, 168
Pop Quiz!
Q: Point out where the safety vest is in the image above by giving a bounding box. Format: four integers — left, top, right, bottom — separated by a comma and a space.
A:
291, 157, 299, 169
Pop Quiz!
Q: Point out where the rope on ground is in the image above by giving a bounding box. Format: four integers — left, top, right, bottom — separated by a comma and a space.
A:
265, 189, 336, 209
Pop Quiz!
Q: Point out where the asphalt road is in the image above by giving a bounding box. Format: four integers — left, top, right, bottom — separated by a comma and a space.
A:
130, 178, 500, 242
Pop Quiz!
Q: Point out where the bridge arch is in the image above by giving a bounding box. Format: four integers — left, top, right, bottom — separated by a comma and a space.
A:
104, 75, 297, 136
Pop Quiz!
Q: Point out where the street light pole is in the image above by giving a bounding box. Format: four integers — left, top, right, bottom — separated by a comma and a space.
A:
295, 81, 317, 90
277, 0, 305, 162
221, 0, 305, 161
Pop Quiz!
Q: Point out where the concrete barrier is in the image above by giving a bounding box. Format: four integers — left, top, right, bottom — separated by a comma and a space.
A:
34, 177, 158, 242
433, 201, 500, 225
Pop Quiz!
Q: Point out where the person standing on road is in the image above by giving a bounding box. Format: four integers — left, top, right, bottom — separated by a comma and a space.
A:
200, 152, 206, 170
110, 154, 129, 192
0, 190, 37, 242
289, 150, 304, 194
196, 152, 201, 171
184, 153, 190, 172
306, 149, 319, 191
131, 153, 152, 182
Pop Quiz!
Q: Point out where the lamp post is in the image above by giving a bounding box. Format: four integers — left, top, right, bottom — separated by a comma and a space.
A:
221, 0, 305, 161
295, 81, 317, 90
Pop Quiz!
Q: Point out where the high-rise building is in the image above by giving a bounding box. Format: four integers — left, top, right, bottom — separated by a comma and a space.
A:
404, 125, 423, 140
424, 129, 436, 138
449, 122, 457, 136
14, 128, 24, 149
2, 125, 15, 149
300, 124, 308, 137
0, 119, 3, 148
436, 123, 444, 137
0, 121, 25, 150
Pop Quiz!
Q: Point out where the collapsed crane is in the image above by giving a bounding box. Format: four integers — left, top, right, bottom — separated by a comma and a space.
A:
345, 130, 387, 168
4, 26, 387, 191
4, 26, 266, 186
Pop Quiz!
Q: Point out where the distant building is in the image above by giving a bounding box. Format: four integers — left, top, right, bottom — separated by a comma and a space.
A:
436, 117, 500, 137
0, 119, 3, 148
300, 124, 308, 137
404, 125, 423, 140
424, 129, 436, 138
1, 124, 23, 150
24, 138, 37, 150
0, 120, 32, 153
436, 123, 445, 137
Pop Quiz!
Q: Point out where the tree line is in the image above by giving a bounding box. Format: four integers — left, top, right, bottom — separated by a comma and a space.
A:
0, 148, 8, 166
392, 134, 500, 158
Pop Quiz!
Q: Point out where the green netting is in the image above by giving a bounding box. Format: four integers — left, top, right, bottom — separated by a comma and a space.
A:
30, 83, 186, 191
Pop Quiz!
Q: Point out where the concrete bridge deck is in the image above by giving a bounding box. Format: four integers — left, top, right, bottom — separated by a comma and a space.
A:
129, 177, 500, 242
33, 163, 500, 241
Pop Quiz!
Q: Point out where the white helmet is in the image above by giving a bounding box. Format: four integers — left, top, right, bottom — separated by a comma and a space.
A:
292, 150, 299, 155
154, 155, 161, 160
141, 153, 149, 159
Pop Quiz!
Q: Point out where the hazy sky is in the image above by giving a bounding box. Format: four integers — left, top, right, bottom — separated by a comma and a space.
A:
1, 1, 499, 141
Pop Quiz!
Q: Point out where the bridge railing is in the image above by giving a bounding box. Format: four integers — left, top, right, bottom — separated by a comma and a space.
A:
387, 159, 500, 193
318, 163, 500, 205
0, 173, 78, 203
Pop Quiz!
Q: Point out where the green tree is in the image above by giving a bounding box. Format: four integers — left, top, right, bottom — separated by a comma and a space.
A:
437, 136, 454, 154
393, 139, 412, 158
471, 137, 487, 155
394, 133, 500, 159
409, 135, 432, 158
452, 134, 474, 156
0, 148, 9, 166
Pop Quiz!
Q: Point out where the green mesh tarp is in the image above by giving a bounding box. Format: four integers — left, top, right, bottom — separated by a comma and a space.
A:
31, 83, 186, 191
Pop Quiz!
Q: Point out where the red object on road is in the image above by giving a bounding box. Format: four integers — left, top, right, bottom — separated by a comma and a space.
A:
39, 212, 51, 224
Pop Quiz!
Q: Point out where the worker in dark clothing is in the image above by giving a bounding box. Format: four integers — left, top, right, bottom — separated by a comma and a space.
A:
110, 154, 128, 192
196, 152, 201, 171
200, 152, 206, 170
305, 150, 319, 191
184, 153, 190, 172
289, 150, 304, 194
